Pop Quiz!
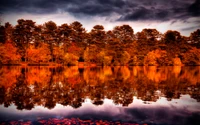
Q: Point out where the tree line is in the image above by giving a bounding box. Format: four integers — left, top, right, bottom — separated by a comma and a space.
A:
0, 19, 200, 66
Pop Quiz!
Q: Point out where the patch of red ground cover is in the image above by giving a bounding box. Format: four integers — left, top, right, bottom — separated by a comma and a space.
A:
1, 118, 149, 125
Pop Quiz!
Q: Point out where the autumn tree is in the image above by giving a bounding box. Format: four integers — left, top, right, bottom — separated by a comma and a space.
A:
164, 30, 182, 44
163, 30, 184, 63
0, 25, 5, 43
182, 47, 200, 65
106, 34, 122, 65
96, 50, 112, 66
33, 25, 44, 46
58, 23, 72, 52
4, 22, 14, 41
84, 44, 99, 64
135, 31, 149, 65
120, 51, 131, 65
89, 25, 106, 48
27, 43, 51, 63
52, 45, 64, 63
104, 25, 134, 65
144, 49, 169, 66
63, 53, 79, 66
0, 40, 21, 64
107, 39, 131, 65
140, 29, 161, 46
113, 25, 134, 52
190, 29, 200, 48
69, 21, 87, 58
70, 21, 86, 44
85, 25, 107, 65
0, 22, 14, 44
13, 19, 36, 62
112, 25, 134, 43
43, 21, 58, 62
43, 21, 57, 43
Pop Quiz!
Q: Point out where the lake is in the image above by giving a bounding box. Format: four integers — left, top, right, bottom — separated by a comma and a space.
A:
0, 66, 200, 125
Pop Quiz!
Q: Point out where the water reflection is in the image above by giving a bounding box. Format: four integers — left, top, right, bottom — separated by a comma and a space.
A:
0, 66, 200, 124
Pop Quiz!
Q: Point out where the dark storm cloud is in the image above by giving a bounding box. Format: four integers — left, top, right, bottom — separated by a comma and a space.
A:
117, 7, 170, 21
118, 0, 199, 21
65, 3, 117, 16
0, 0, 199, 21
188, 0, 200, 16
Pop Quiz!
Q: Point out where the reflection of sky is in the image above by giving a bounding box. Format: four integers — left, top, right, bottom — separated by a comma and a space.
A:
0, 94, 200, 124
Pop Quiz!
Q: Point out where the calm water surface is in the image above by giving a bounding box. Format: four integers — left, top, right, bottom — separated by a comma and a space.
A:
0, 66, 200, 125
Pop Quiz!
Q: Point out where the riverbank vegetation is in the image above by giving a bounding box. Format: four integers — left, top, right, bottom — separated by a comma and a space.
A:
0, 19, 200, 66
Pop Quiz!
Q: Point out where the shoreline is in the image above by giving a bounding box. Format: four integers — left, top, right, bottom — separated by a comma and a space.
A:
1, 63, 199, 67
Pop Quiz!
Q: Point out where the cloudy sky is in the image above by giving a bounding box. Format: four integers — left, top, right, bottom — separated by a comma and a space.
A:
0, 0, 200, 36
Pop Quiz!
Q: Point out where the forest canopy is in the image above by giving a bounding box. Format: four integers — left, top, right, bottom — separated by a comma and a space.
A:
0, 19, 200, 66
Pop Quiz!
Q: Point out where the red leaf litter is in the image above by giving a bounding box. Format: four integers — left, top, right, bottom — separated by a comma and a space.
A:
0, 118, 148, 125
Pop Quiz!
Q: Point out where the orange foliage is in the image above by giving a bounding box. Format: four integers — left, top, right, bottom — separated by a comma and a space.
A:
144, 49, 167, 66
173, 57, 182, 66
182, 47, 200, 65
0, 40, 21, 64
27, 43, 51, 63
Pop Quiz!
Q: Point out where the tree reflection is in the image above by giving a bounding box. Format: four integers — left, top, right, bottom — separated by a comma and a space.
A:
0, 66, 199, 110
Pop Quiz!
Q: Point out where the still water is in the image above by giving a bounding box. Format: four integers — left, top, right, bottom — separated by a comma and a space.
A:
0, 66, 199, 125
